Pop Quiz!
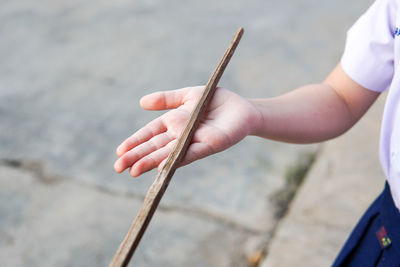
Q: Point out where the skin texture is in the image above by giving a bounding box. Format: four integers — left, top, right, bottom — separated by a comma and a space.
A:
114, 64, 380, 177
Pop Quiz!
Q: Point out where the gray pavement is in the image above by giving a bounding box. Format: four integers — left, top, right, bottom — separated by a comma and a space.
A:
0, 0, 375, 266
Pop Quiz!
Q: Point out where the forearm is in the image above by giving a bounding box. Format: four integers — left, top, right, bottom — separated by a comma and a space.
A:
249, 84, 356, 143
248, 64, 380, 144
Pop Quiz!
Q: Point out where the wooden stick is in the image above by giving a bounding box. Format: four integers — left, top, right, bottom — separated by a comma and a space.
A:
109, 27, 244, 267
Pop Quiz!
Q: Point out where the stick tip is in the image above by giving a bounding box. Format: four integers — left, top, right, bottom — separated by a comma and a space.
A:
235, 27, 244, 40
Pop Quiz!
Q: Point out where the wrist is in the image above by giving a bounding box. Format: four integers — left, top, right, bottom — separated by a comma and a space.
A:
247, 98, 266, 137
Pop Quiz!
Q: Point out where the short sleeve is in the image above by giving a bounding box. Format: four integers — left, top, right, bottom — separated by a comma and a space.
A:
341, 0, 396, 92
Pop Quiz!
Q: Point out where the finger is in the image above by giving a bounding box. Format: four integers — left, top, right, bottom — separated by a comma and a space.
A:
157, 158, 168, 172
140, 87, 201, 111
156, 135, 217, 173
130, 140, 177, 177
179, 142, 215, 167
158, 142, 214, 172
157, 142, 215, 171
116, 118, 167, 157
114, 132, 173, 173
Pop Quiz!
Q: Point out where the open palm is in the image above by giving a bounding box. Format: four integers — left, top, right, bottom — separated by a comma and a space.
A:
114, 86, 260, 177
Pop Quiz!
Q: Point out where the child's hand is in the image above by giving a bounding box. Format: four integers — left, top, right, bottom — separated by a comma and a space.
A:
114, 86, 260, 177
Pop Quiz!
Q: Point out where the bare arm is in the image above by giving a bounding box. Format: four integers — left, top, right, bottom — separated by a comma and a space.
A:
249, 64, 380, 143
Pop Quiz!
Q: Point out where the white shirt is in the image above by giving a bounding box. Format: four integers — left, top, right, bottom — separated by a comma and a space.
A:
341, 0, 400, 210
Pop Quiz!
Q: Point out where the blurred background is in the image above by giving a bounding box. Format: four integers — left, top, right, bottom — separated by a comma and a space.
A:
0, 0, 379, 266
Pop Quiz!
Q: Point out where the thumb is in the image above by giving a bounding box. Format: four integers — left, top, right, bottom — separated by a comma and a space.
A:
140, 87, 193, 111
140, 86, 205, 111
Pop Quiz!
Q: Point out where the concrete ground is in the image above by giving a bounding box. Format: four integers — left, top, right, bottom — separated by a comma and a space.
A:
0, 0, 376, 266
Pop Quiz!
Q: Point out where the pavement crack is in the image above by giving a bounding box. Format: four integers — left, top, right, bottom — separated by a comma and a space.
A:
0, 158, 263, 236
79, 182, 147, 202
77, 181, 264, 235
157, 204, 264, 235
262, 148, 321, 261
0, 158, 61, 185
269, 149, 319, 219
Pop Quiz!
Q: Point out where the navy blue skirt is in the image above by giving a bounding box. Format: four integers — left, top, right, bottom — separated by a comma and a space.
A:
333, 183, 400, 266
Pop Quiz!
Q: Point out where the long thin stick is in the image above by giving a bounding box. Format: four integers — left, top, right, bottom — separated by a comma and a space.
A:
109, 27, 244, 267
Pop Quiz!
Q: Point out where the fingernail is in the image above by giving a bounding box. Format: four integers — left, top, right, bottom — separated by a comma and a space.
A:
116, 146, 123, 156
114, 161, 122, 173
129, 168, 137, 177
